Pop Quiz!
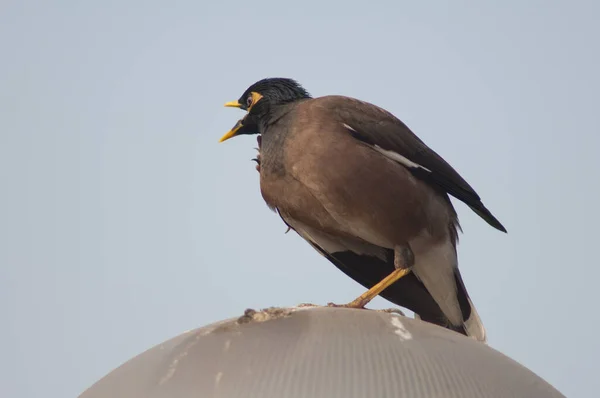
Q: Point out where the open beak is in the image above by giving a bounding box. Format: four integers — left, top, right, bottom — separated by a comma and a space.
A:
219, 119, 244, 143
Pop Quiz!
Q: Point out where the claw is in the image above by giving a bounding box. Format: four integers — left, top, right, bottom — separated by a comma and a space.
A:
326, 302, 366, 309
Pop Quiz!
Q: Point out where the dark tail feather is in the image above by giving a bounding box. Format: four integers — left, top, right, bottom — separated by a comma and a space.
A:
453, 269, 487, 342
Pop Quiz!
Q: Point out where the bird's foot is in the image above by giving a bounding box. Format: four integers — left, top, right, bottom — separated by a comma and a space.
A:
326, 301, 368, 309
325, 303, 404, 316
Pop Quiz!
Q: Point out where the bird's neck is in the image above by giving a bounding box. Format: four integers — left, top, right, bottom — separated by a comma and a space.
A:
257, 102, 298, 133
256, 103, 298, 177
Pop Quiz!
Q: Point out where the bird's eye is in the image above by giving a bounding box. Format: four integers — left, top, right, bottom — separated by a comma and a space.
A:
246, 96, 253, 108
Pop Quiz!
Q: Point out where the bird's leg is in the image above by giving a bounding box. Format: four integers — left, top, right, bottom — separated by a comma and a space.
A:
329, 245, 414, 309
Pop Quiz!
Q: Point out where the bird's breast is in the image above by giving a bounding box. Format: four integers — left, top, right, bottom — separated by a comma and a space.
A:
257, 128, 290, 178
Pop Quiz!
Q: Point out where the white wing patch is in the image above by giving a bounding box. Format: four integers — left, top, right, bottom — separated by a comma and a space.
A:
373, 145, 431, 172
341, 123, 431, 172
342, 123, 357, 132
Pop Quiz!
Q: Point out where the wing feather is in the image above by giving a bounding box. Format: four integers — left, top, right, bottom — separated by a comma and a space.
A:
331, 96, 506, 233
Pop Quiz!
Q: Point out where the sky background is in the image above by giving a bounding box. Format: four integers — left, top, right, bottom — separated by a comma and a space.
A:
1, 1, 598, 397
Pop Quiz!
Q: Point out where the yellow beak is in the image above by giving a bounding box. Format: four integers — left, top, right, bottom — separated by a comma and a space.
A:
219, 119, 244, 143
224, 100, 242, 108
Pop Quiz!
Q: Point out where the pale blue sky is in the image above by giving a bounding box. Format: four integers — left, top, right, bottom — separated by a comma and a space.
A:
1, 1, 598, 397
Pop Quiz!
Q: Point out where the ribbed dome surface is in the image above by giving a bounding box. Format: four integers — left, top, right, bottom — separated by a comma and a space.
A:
80, 306, 564, 398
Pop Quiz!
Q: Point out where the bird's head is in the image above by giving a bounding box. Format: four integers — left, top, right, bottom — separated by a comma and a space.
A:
219, 77, 311, 142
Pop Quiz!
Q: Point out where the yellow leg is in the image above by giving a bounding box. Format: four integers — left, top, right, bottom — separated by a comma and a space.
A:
338, 268, 412, 309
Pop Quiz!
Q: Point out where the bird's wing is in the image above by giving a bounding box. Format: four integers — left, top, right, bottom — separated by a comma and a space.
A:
330, 96, 506, 233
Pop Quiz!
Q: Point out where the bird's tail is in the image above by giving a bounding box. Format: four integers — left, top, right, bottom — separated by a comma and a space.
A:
413, 273, 486, 343
453, 269, 486, 342
411, 239, 487, 342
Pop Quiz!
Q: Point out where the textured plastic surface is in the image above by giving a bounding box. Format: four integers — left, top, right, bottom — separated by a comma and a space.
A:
80, 306, 564, 398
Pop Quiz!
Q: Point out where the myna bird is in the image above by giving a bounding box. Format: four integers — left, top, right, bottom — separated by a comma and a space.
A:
220, 78, 506, 341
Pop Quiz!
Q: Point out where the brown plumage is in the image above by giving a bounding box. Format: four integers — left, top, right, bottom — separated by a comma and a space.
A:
220, 78, 506, 341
